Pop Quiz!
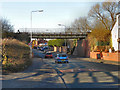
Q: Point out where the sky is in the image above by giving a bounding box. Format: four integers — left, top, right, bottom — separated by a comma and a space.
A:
0, 0, 118, 32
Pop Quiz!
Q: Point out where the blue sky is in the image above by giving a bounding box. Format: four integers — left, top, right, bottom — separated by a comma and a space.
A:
1, 2, 98, 32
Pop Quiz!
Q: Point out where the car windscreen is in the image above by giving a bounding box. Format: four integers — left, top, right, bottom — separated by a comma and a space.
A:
46, 53, 52, 55
58, 54, 67, 57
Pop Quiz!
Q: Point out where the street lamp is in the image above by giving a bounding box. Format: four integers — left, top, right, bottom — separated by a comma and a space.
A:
31, 10, 43, 41
58, 24, 67, 53
30, 10, 43, 57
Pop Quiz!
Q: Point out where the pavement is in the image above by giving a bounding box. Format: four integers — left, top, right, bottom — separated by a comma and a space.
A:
2, 58, 65, 88
68, 55, 120, 66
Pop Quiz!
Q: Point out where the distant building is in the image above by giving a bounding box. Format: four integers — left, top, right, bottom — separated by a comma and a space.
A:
111, 12, 120, 51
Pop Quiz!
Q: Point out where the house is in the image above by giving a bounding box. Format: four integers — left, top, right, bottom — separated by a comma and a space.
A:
111, 12, 120, 51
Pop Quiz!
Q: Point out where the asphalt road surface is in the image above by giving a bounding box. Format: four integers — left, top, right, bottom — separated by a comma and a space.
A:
32, 49, 120, 88
42, 52, 120, 88
2, 49, 120, 89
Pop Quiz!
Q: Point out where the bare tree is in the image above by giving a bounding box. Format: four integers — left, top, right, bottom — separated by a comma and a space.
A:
0, 18, 14, 38
88, 2, 118, 30
71, 17, 90, 33
65, 26, 72, 33
88, 3, 108, 30
78, 17, 90, 32
102, 2, 118, 29
71, 19, 81, 32
0, 18, 14, 33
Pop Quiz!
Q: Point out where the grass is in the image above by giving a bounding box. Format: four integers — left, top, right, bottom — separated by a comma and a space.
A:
2, 38, 32, 74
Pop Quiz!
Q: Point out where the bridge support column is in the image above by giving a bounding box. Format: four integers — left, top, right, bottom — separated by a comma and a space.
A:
54, 46, 57, 52
59, 47, 62, 52
73, 39, 90, 57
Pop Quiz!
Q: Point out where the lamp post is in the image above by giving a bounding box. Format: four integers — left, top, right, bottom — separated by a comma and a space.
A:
58, 24, 67, 53
30, 10, 43, 57
31, 10, 43, 41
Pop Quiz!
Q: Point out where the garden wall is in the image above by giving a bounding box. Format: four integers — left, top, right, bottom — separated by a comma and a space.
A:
90, 52, 120, 62
90, 52, 101, 59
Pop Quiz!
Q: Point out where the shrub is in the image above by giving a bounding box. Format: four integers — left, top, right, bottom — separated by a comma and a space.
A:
2, 38, 31, 73
48, 39, 65, 47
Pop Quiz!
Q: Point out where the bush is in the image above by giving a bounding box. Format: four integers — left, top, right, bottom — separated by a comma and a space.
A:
48, 39, 65, 47
2, 38, 31, 73
111, 47, 115, 52
87, 24, 111, 52
93, 46, 111, 52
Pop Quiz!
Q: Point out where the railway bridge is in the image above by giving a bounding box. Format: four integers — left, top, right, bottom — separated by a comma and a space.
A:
32, 32, 88, 39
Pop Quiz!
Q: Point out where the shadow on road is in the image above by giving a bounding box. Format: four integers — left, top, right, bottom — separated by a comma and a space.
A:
60, 70, 120, 88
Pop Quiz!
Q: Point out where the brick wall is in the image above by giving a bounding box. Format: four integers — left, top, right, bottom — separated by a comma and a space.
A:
118, 53, 120, 61
90, 52, 120, 62
73, 39, 90, 57
90, 52, 101, 59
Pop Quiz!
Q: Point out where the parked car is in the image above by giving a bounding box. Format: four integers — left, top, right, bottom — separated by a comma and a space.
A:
40, 46, 49, 51
55, 53, 69, 63
40, 47, 45, 51
43, 46, 49, 49
45, 52, 53, 58
37, 46, 41, 50
34, 46, 37, 49
37, 46, 43, 50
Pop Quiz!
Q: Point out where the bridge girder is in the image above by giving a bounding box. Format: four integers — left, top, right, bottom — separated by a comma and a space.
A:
32, 33, 88, 39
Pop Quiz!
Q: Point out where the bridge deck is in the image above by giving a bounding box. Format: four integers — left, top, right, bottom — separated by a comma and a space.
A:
32, 32, 87, 39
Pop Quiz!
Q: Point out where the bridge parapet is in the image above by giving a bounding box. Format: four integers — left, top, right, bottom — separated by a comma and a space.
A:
32, 32, 88, 39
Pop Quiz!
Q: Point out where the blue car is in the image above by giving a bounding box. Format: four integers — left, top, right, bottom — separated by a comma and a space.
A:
40, 48, 45, 51
41, 46, 49, 51
55, 53, 69, 63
